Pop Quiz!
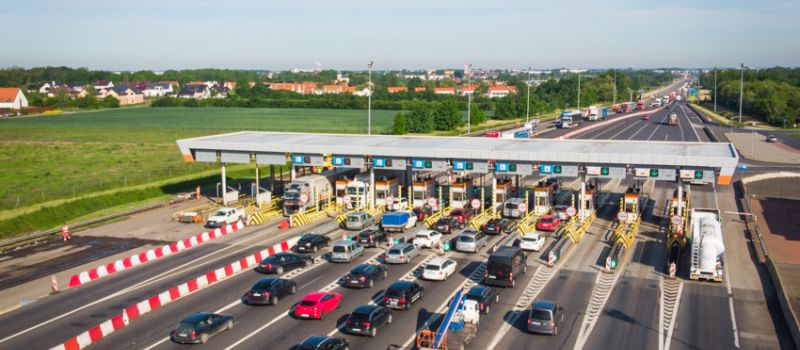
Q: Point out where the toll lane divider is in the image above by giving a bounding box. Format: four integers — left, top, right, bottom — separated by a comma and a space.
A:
68, 221, 245, 288
51, 235, 301, 350
558, 107, 665, 140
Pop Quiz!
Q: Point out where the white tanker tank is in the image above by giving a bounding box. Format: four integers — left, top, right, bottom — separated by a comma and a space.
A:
690, 209, 725, 282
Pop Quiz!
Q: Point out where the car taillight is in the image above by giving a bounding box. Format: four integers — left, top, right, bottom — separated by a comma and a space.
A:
481, 302, 486, 308
191, 331, 196, 338
398, 298, 407, 303
369, 236, 374, 242
509, 272, 513, 281
363, 321, 372, 327
484, 270, 488, 278
527, 318, 531, 325
384, 296, 390, 302
346, 319, 353, 325
263, 263, 272, 269
358, 276, 366, 281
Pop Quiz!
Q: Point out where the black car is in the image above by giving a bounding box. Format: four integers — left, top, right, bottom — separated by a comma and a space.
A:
434, 216, 460, 234
383, 281, 424, 310
485, 246, 527, 288
344, 304, 393, 337
170, 312, 234, 344
294, 233, 331, 253
465, 286, 500, 314
292, 335, 350, 350
255, 253, 313, 274
343, 264, 388, 288
241, 278, 297, 305
483, 218, 512, 235
357, 229, 388, 248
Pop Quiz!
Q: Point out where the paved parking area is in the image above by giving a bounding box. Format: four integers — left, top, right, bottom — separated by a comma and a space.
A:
727, 132, 800, 164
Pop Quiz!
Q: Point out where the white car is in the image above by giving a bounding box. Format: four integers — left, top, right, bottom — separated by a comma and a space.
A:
519, 232, 546, 252
422, 258, 457, 281
205, 207, 244, 228
388, 198, 409, 212
413, 230, 443, 249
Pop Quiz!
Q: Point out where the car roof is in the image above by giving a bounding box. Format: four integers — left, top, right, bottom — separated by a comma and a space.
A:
467, 286, 489, 296
352, 304, 380, 314
427, 257, 451, 266
181, 312, 213, 323
333, 240, 354, 246
532, 299, 558, 310
300, 335, 330, 347
300, 233, 320, 239
388, 280, 414, 290
491, 246, 521, 258
351, 264, 374, 273
390, 242, 412, 250
302, 292, 328, 301
460, 230, 479, 236
523, 232, 542, 238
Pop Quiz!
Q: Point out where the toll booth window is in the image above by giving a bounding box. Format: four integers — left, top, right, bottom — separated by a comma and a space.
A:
347, 187, 360, 195
536, 196, 546, 207
337, 189, 346, 197
453, 192, 465, 201
495, 194, 504, 203
625, 202, 636, 213
377, 192, 386, 199
413, 191, 425, 200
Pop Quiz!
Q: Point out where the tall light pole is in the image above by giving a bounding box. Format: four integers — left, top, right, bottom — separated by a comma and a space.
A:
612, 70, 617, 106
577, 72, 581, 112
526, 66, 531, 123
367, 61, 374, 135
466, 63, 472, 134
714, 67, 717, 113
739, 63, 745, 128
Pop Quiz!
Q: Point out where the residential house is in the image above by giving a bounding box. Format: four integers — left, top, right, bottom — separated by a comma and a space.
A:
414, 87, 427, 92
178, 84, 211, 99
223, 81, 237, 90
460, 85, 478, 96
46, 86, 88, 98
267, 82, 317, 94
487, 85, 518, 98
352, 87, 371, 97
97, 86, 144, 105
94, 80, 114, 90
433, 87, 455, 95
142, 82, 174, 97
319, 83, 349, 95
211, 84, 230, 98
0, 88, 29, 110
387, 86, 407, 93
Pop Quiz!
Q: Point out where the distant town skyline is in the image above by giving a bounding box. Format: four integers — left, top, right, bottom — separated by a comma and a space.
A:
2, 0, 798, 71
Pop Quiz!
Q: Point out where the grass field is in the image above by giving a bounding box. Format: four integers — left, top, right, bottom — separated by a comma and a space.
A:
0, 107, 397, 211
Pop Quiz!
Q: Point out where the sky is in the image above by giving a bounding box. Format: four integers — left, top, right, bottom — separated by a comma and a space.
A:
1, 0, 798, 71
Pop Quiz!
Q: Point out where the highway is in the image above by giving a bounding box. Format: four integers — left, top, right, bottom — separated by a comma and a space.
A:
0, 96, 789, 349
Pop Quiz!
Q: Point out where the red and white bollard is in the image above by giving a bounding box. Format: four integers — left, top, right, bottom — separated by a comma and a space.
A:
548, 251, 555, 267
342, 233, 347, 241
61, 224, 71, 241
669, 262, 676, 279
438, 243, 444, 256
51, 275, 59, 294
604, 257, 611, 273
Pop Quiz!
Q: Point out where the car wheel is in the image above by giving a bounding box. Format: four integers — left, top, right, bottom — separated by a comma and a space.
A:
313, 246, 318, 253
387, 314, 393, 324
320, 311, 325, 320
485, 305, 491, 314
226, 320, 234, 330
370, 327, 377, 337
276, 267, 284, 274
290, 284, 297, 294
271, 295, 279, 305
304, 259, 312, 267
199, 333, 209, 344
368, 279, 374, 288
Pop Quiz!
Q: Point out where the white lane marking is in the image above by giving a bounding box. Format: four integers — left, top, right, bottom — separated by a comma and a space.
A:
662, 281, 683, 350
299, 275, 324, 290
142, 298, 242, 350
717, 181, 740, 348
605, 116, 648, 140
678, 104, 702, 142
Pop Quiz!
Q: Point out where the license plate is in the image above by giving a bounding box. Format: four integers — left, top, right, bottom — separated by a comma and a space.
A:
178, 333, 188, 337
390, 300, 398, 306
252, 293, 261, 296
351, 328, 361, 332
349, 280, 358, 284
300, 314, 309, 318
489, 275, 497, 279
531, 321, 541, 325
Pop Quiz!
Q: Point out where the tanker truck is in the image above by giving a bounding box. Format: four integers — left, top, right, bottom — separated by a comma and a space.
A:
689, 208, 725, 282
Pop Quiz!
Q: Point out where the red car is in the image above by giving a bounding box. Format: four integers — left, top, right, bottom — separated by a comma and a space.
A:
536, 214, 561, 231
642, 115, 651, 121
293, 291, 342, 320
449, 208, 474, 224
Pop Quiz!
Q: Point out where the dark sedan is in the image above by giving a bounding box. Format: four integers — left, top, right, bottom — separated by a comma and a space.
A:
465, 286, 500, 314
255, 253, 313, 274
434, 216, 460, 234
483, 218, 512, 235
241, 278, 297, 305
344, 304, 393, 337
357, 229, 388, 248
293, 233, 331, 253
170, 312, 233, 344
292, 335, 350, 350
343, 264, 387, 288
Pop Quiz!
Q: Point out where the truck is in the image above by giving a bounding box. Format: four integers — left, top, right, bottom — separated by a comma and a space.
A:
668, 113, 679, 126
283, 174, 333, 216
599, 106, 610, 119
381, 211, 418, 233
583, 106, 599, 121
417, 287, 480, 350
205, 207, 244, 228
345, 174, 370, 209
637, 99, 646, 110
689, 209, 725, 282
555, 112, 581, 129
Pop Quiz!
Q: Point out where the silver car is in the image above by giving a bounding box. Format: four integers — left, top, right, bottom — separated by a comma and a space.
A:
455, 230, 488, 253
527, 300, 563, 335
384, 243, 420, 264
502, 198, 526, 219
345, 212, 374, 231
330, 240, 364, 263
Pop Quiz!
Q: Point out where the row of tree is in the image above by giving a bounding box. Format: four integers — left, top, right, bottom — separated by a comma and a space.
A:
700, 67, 800, 127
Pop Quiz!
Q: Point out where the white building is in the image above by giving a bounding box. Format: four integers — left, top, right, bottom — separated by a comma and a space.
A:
0, 88, 29, 110
142, 82, 175, 97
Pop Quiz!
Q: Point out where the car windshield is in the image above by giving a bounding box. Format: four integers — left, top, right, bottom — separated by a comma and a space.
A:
253, 280, 274, 290
388, 248, 401, 255
300, 300, 317, 306
531, 309, 553, 321
385, 289, 403, 298
459, 235, 475, 242
487, 258, 510, 271
523, 236, 539, 242
175, 323, 195, 333
332, 246, 347, 253
285, 192, 299, 200
416, 234, 429, 239
358, 232, 373, 238
505, 203, 518, 209
426, 264, 441, 271
349, 312, 371, 321
540, 217, 553, 224
347, 216, 360, 222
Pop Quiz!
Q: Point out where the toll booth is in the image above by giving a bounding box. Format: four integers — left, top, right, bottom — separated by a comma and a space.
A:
335, 177, 352, 206
620, 187, 643, 223
375, 177, 400, 207
494, 178, 513, 210
412, 178, 437, 209
578, 183, 598, 219
346, 175, 370, 209
533, 182, 556, 215
450, 177, 474, 209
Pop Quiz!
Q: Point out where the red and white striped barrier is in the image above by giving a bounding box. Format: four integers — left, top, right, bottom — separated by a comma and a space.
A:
51, 235, 300, 350
558, 107, 665, 140
68, 221, 246, 288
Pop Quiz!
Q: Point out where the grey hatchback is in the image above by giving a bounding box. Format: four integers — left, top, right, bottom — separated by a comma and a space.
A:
527, 299, 563, 335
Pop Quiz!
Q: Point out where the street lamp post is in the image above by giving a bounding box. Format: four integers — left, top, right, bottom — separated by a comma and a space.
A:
526, 66, 531, 123
368, 61, 374, 135
714, 67, 717, 113
612, 70, 617, 106
739, 63, 745, 128
466, 63, 472, 134
577, 72, 581, 112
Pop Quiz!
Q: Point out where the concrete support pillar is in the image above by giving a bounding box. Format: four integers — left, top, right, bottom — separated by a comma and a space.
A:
676, 178, 684, 217
290, 165, 296, 181
255, 165, 260, 207
579, 173, 586, 224
369, 166, 375, 212
270, 164, 275, 193
221, 162, 228, 206
491, 175, 497, 213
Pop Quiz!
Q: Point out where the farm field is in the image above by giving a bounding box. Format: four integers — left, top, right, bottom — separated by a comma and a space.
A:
0, 107, 397, 211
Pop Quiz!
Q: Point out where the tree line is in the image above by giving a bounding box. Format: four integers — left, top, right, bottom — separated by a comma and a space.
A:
700, 67, 800, 127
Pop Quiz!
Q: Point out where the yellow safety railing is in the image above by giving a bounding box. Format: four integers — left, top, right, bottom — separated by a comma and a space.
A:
565, 210, 596, 243
515, 209, 543, 235
424, 206, 452, 229
613, 215, 642, 249
467, 210, 497, 231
